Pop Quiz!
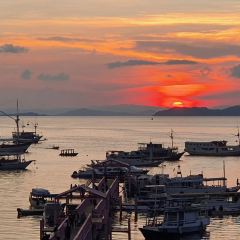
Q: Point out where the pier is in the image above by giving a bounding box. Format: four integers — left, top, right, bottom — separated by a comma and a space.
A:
40, 177, 131, 240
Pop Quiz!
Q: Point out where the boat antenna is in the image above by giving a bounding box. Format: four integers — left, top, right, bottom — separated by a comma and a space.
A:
223, 160, 226, 187
170, 129, 174, 149
34, 122, 38, 135
236, 127, 240, 146
16, 99, 20, 143
177, 165, 182, 177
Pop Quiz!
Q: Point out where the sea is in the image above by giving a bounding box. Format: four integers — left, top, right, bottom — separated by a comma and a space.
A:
0, 116, 240, 240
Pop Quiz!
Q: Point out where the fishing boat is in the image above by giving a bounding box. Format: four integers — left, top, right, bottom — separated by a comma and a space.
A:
106, 150, 163, 167
12, 130, 42, 144
72, 159, 149, 179
29, 188, 57, 209
106, 132, 184, 167
136, 165, 240, 196
0, 155, 34, 170
59, 149, 78, 156
139, 203, 210, 239
0, 141, 31, 156
17, 188, 58, 217
172, 192, 240, 216
185, 128, 240, 156
72, 165, 148, 179
12, 121, 43, 144
185, 140, 240, 156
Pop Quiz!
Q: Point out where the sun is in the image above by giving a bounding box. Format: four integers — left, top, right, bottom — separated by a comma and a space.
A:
172, 101, 184, 108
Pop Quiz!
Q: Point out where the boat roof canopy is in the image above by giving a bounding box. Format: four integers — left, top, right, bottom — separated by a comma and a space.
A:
31, 188, 50, 196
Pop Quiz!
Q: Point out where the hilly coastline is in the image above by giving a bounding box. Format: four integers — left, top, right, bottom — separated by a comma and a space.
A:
154, 106, 240, 116
1, 105, 239, 116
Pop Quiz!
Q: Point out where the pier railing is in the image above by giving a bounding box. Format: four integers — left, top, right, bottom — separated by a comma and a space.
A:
72, 214, 92, 240
42, 177, 120, 240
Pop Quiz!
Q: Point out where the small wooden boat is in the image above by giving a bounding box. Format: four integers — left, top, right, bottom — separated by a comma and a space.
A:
46, 145, 59, 150
29, 188, 57, 209
59, 149, 78, 157
17, 208, 44, 217
51, 145, 59, 150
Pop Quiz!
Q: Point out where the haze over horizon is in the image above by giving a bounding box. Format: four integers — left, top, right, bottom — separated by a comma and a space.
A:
1, 1, 240, 109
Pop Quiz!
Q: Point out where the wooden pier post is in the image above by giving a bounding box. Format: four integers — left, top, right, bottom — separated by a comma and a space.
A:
40, 218, 44, 240
134, 195, 138, 222
119, 196, 123, 222
128, 218, 131, 240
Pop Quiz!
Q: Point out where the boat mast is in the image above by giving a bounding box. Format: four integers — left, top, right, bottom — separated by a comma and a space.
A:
236, 127, 240, 146
34, 122, 38, 135
223, 160, 226, 187
0, 100, 20, 144
16, 100, 20, 144
170, 129, 174, 149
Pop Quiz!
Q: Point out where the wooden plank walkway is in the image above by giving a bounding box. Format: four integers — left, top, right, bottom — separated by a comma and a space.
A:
40, 177, 132, 240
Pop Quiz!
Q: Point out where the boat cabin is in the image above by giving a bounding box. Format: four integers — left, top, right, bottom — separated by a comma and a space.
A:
29, 188, 57, 209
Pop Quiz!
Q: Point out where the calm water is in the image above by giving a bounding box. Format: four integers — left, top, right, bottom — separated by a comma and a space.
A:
0, 116, 240, 240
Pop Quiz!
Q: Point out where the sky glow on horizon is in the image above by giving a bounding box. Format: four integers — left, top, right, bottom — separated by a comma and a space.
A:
0, 1, 240, 109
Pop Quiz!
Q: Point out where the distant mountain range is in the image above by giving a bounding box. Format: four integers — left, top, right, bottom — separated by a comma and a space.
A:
0, 105, 239, 116
154, 106, 240, 116
58, 105, 161, 116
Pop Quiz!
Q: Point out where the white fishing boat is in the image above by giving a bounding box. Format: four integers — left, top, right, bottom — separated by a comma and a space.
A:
185, 129, 240, 156
72, 159, 149, 179
72, 165, 148, 179
136, 165, 240, 195
139, 203, 210, 239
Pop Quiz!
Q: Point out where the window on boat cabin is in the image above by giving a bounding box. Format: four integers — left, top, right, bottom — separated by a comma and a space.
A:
185, 212, 198, 222
166, 212, 177, 224
202, 147, 214, 151
179, 211, 184, 223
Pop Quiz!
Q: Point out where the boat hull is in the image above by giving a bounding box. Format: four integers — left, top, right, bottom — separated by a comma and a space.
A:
0, 142, 31, 156
0, 160, 33, 170
59, 153, 78, 157
17, 208, 43, 217
140, 225, 205, 240
186, 151, 240, 156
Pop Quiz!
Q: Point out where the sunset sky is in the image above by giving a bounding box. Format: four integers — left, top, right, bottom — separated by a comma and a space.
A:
1, 0, 240, 109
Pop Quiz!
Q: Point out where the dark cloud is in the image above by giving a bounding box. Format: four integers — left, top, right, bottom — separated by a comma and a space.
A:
38, 36, 101, 43
199, 90, 240, 100
107, 59, 198, 68
164, 60, 198, 65
107, 60, 159, 68
231, 64, 240, 78
37, 73, 69, 81
0, 44, 28, 53
39, 36, 80, 42
136, 41, 240, 59
21, 69, 32, 80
